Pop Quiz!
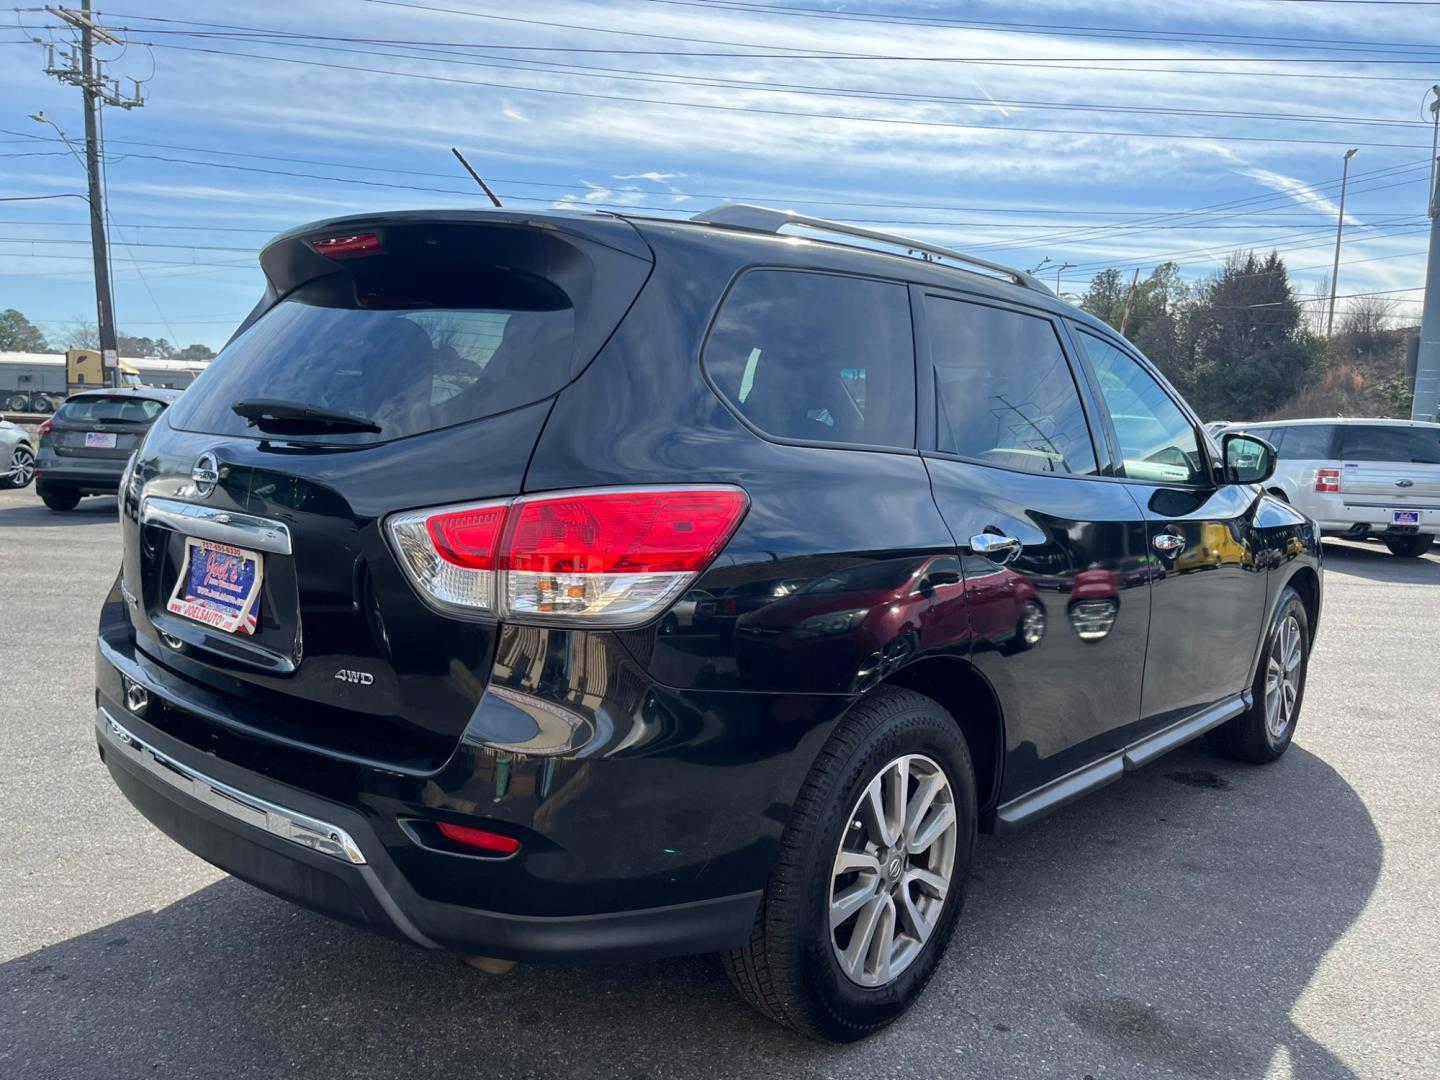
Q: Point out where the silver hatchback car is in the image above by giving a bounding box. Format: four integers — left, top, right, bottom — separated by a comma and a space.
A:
1220, 417, 1440, 557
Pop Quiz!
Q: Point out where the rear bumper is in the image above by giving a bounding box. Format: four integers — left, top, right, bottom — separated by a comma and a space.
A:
35, 457, 124, 492
96, 705, 762, 961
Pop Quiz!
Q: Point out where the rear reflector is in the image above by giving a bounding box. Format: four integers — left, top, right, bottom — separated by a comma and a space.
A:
1315, 468, 1341, 493
436, 821, 521, 855
309, 232, 382, 258
386, 486, 749, 627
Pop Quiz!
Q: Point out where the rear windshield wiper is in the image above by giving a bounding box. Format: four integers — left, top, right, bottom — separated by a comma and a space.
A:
231, 398, 381, 435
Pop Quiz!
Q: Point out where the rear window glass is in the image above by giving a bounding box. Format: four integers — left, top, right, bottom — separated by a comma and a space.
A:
166, 273, 576, 444
1339, 424, 1440, 464
702, 270, 915, 449
58, 396, 166, 424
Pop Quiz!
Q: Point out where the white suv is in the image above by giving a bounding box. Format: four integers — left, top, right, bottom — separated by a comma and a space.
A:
1220, 418, 1440, 558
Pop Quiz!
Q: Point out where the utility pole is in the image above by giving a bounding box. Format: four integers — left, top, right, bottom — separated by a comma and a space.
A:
35, 3, 144, 386
1119, 268, 1141, 336
1054, 262, 1075, 295
1326, 148, 1359, 338
1413, 88, 1440, 422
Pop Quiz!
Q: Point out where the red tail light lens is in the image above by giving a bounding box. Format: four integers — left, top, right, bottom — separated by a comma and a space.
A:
501, 489, 749, 575
385, 486, 749, 626
427, 506, 507, 570
36, 418, 53, 439
436, 821, 521, 855
309, 232, 382, 258
1315, 468, 1340, 493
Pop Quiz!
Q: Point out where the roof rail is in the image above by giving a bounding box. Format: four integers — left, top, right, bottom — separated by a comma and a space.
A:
689, 204, 1053, 294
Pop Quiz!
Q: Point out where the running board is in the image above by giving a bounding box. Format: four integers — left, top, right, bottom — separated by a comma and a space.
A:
990, 693, 1249, 832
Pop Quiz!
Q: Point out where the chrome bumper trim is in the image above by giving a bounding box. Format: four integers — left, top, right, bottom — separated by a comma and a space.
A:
97, 708, 366, 865
140, 496, 292, 555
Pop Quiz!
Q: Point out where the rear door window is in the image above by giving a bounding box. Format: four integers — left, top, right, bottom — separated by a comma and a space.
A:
702, 269, 915, 449
166, 272, 576, 445
1275, 424, 1336, 459
925, 295, 1097, 475
57, 396, 166, 424
1338, 424, 1440, 464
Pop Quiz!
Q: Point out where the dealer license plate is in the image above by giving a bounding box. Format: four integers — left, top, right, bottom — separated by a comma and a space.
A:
1394, 511, 1420, 525
166, 537, 263, 635
84, 432, 117, 449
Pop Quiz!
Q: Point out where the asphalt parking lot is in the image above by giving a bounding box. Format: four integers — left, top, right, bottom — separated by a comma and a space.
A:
1, 485, 1437, 1080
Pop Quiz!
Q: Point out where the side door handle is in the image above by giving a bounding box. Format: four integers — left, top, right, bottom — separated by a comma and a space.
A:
1153, 532, 1186, 556
971, 533, 1022, 564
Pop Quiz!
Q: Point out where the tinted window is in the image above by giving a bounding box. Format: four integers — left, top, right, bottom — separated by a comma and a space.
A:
703, 270, 915, 448
167, 273, 576, 445
1275, 424, 1335, 459
57, 396, 166, 424
925, 297, 1096, 475
1077, 330, 1206, 485
1339, 424, 1440, 464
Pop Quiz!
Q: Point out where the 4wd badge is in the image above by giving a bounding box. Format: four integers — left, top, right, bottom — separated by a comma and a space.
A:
334, 669, 374, 686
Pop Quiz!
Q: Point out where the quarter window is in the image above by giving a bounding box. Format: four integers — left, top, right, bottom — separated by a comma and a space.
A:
1076, 330, 1207, 486
1279, 424, 1336, 459
702, 270, 915, 449
1338, 424, 1440, 464
925, 296, 1097, 475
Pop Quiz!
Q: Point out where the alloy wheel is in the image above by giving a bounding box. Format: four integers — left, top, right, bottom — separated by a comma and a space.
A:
1264, 614, 1303, 740
829, 754, 957, 988
9, 447, 34, 487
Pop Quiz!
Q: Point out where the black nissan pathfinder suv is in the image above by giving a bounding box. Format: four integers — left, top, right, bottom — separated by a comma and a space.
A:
95, 205, 1321, 1042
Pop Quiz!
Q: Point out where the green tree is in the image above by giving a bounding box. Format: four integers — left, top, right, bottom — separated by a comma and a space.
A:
0, 309, 50, 352
117, 334, 174, 358
174, 342, 215, 362
1080, 268, 1126, 328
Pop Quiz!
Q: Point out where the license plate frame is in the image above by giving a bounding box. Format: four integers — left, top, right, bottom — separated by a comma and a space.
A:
1393, 510, 1421, 525
84, 431, 117, 449
165, 536, 264, 635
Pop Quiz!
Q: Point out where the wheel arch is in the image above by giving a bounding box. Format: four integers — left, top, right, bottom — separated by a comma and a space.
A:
880, 656, 1005, 815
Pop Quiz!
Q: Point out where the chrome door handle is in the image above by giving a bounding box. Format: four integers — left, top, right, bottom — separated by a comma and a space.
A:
971, 533, 1022, 564
1153, 532, 1186, 556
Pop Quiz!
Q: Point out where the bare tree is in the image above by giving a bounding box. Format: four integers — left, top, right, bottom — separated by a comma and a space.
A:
58, 319, 99, 350
1339, 294, 1399, 344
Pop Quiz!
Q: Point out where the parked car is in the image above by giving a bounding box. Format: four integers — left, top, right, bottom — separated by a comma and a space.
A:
1218, 417, 1440, 557
93, 206, 1321, 1042
0, 418, 35, 490
34, 387, 181, 510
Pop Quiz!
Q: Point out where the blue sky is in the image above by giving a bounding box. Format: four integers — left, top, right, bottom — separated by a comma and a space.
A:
1, 0, 1436, 351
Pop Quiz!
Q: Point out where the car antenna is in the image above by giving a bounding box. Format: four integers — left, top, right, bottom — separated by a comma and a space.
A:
451, 148, 502, 208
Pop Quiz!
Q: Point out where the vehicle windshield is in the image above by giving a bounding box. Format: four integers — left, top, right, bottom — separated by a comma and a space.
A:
1339, 425, 1440, 465
56, 396, 166, 424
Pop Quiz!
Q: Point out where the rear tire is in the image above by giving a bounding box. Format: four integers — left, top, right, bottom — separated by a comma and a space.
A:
722, 687, 976, 1042
39, 485, 81, 511
1384, 535, 1433, 558
1208, 587, 1309, 764
4, 393, 28, 412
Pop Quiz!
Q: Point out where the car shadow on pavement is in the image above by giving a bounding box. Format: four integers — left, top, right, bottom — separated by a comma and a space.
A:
0, 743, 1377, 1080
1321, 539, 1439, 583
0, 495, 117, 527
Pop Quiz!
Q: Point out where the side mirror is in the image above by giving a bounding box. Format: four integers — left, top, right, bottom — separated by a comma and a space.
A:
1222, 432, 1277, 485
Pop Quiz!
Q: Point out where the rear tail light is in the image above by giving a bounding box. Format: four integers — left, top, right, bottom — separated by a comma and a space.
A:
387, 486, 748, 627
1315, 468, 1341, 493
36, 418, 53, 439
309, 232, 382, 258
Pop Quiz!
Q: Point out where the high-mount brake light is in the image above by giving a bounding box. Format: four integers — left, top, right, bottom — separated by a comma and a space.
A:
1315, 468, 1341, 494
385, 486, 749, 627
309, 232, 382, 258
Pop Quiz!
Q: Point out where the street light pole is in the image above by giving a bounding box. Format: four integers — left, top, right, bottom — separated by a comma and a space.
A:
1326, 148, 1359, 338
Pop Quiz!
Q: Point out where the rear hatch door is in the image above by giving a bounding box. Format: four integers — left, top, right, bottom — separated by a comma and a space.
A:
52, 394, 164, 461
122, 212, 652, 770
1336, 423, 1440, 510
